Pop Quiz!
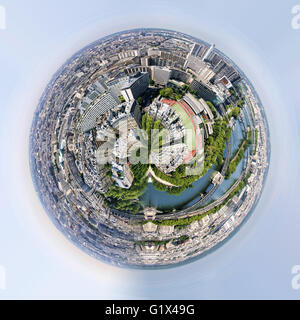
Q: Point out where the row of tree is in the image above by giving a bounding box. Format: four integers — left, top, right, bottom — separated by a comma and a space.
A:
151, 177, 192, 196
203, 119, 231, 174
152, 164, 199, 188
225, 130, 252, 179
104, 163, 149, 214
159, 86, 185, 101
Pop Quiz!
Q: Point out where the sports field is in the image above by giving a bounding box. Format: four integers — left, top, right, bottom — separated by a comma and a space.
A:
171, 101, 196, 151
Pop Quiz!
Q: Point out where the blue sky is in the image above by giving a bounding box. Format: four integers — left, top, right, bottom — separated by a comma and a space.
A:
0, 0, 300, 299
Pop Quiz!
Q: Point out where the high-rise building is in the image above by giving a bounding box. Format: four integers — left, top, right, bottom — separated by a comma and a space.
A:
190, 43, 202, 56
120, 72, 149, 102
214, 64, 240, 83
184, 56, 215, 83
197, 65, 216, 83
79, 92, 120, 132
170, 69, 192, 83
213, 60, 227, 73
184, 55, 205, 74
190, 79, 217, 102
189, 42, 208, 58
106, 76, 129, 97
151, 66, 171, 85
198, 46, 209, 60
184, 43, 209, 69
209, 53, 222, 67
126, 100, 141, 125
202, 44, 215, 61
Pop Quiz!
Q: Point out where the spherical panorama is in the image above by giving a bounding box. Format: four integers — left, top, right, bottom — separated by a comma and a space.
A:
30, 28, 270, 268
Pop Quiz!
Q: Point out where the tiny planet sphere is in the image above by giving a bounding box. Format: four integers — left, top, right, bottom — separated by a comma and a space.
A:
30, 28, 270, 268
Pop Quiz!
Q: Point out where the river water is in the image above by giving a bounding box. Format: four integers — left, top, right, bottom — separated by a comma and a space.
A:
140, 117, 247, 211
140, 167, 214, 211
